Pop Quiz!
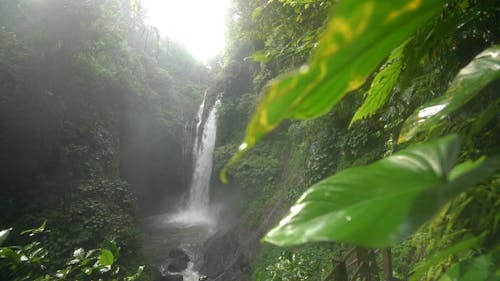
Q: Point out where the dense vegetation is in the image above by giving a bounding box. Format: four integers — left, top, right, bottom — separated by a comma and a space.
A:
0, 0, 208, 280
210, 0, 499, 280
1, 0, 498, 280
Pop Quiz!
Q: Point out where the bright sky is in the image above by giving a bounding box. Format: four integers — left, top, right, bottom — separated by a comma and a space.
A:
142, 0, 230, 63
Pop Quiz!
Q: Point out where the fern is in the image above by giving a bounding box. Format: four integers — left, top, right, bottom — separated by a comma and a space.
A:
350, 42, 405, 126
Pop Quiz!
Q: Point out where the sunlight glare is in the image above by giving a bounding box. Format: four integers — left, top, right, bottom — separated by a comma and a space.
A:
142, 0, 230, 63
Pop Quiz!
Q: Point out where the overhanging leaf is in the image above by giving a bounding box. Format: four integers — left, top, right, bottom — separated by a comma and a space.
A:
222, 0, 446, 182
399, 45, 500, 143
263, 135, 500, 248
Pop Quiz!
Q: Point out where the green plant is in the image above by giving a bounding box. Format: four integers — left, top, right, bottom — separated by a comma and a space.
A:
0, 222, 144, 281
263, 135, 499, 247
221, 0, 448, 178
253, 243, 339, 281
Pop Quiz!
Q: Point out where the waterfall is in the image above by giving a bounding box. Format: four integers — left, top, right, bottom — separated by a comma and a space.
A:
151, 94, 220, 280
187, 99, 219, 210
170, 95, 219, 226
191, 91, 207, 163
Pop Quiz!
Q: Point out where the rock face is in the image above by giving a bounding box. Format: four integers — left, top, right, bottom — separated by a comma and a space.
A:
168, 248, 190, 272
199, 198, 287, 281
199, 225, 256, 281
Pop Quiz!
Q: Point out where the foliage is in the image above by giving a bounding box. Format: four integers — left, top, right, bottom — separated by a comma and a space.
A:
0, 0, 208, 279
253, 243, 339, 281
409, 233, 486, 281
248, 0, 330, 68
0, 223, 144, 281
438, 251, 499, 281
264, 135, 499, 247
218, 0, 500, 280
221, 0, 447, 181
405, 175, 500, 280
399, 45, 500, 143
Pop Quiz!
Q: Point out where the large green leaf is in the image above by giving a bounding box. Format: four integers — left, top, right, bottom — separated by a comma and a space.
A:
263, 135, 500, 248
399, 45, 500, 143
222, 0, 446, 182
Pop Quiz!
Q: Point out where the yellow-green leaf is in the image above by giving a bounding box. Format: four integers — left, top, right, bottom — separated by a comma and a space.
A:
99, 249, 114, 266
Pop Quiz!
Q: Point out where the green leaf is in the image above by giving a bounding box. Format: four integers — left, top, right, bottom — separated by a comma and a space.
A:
251, 50, 271, 63
263, 135, 500, 247
399, 45, 500, 143
20, 220, 47, 236
98, 249, 114, 266
350, 41, 405, 125
252, 6, 264, 20
0, 228, 12, 246
438, 251, 500, 281
103, 240, 119, 261
221, 0, 446, 182
0, 247, 21, 263
410, 233, 486, 281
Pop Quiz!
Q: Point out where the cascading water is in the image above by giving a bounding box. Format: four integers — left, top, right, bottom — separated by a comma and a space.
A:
141, 95, 220, 281
191, 91, 207, 164
188, 99, 219, 210
169, 97, 220, 226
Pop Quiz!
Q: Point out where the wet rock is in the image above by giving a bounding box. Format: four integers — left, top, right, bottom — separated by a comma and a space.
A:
199, 227, 254, 281
199, 198, 287, 281
168, 248, 190, 272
